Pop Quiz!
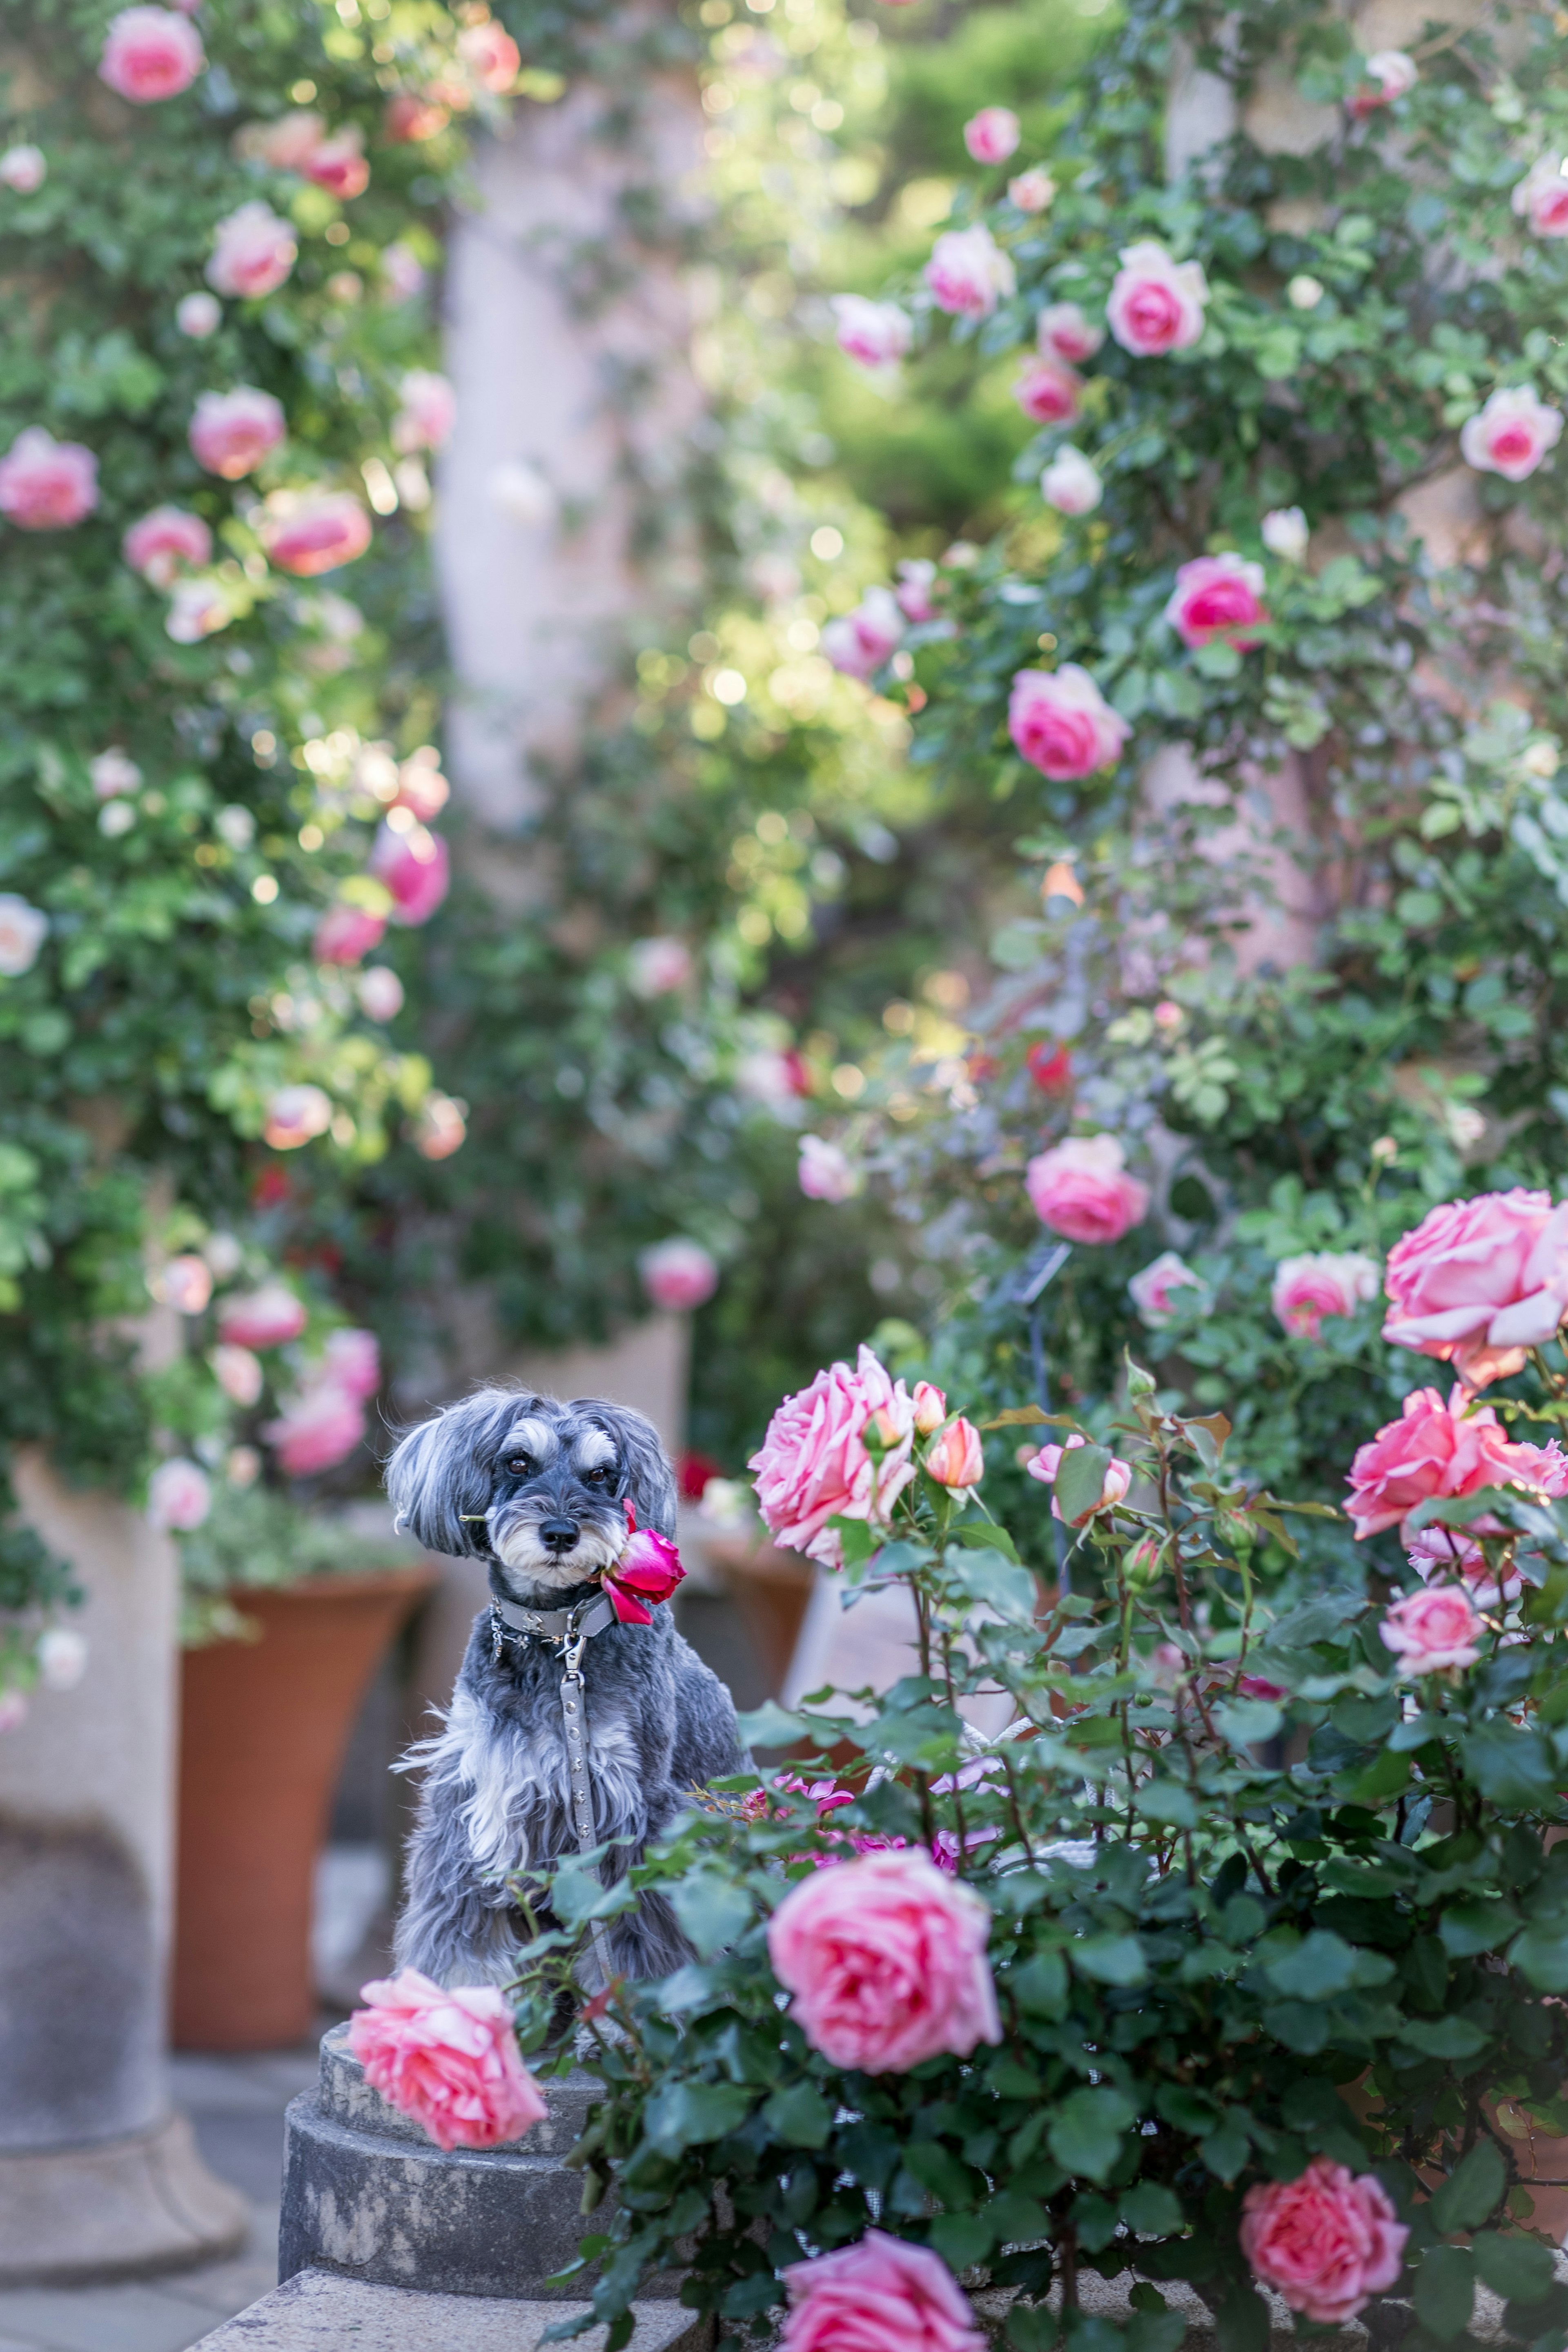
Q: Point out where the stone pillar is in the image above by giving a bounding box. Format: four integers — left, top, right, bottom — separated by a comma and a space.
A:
0, 1449, 247, 2282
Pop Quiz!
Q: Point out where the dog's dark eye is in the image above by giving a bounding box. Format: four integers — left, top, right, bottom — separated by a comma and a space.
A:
503, 1454, 533, 1478
584, 1465, 610, 1485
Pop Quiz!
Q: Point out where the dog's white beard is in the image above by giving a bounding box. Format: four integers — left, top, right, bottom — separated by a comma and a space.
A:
491, 1517, 624, 1590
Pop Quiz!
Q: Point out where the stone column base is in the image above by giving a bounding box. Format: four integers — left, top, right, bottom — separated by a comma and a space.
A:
0, 2109, 249, 2285
194, 2269, 710, 2350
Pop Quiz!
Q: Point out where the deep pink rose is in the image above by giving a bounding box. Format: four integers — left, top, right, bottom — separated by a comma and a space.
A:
1344, 1383, 1568, 1541
831, 296, 912, 369
962, 107, 1019, 165
603, 1503, 686, 1625
1037, 300, 1104, 365
1009, 665, 1128, 781
1460, 386, 1562, 483
640, 1236, 719, 1312
370, 820, 450, 923
123, 504, 212, 585
1026, 1434, 1132, 1524
1512, 156, 1568, 239
1272, 1251, 1380, 1340
393, 369, 457, 454
263, 493, 372, 578
1383, 1189, 1568, 1386
749, 1344, 917, 1567
99, 5, 203, 102
349, 1968, 547, 2152
782, 2232, 986, 2352
821, 588, 904, 681
265, 1381, 367, 1475
189, 387, 285, 480
1025, 1135, 1149, 1244
1012, 357, 1080, 424
218, 1284, 308, 1349
1164, 553, 1268, 649
1106, 239, 1207, 356
0, 429, 98, 529
766, 1847, 1001, 2073
206, 201, 296, 299
1241, 2159, 1407, 2324
1380, 1583, 1483, 1674
924, 225, 1015, 319
304, 129, 369, 200
925, 1416, 984, 1491
314, 901, 388, 965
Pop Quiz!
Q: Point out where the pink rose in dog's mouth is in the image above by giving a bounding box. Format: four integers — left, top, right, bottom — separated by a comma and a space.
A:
601, 1502, 685, 1624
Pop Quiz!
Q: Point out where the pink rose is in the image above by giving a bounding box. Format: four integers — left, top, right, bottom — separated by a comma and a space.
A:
166, 578, 229, 643
176, 290, 221, 338
1129, 1250, 1204, 1325
393, 369, 457, 454
766, 1847, 1000, 2072
370, 821, 450, 923
1039, 447, 1103, 516
926, 1416, 984, 1491
782, 2232, 986, 2352
1037, 300, 1104, 365
1383, 1189, 1568, 1386
963, 107, 1020, 165
244, 108, 327, 170
1380, 1582, 1484, 1674
412, 1091, 466, 1161
0, 429, 98, 530
383, 96, 450, 145
0, 894, 46, 976
123, 504, 211, 585
148, 1456, 212, 1532
349, 1968, 547, 2152
1107, 240, 1207, 357
1272, 1251, 1380, 1340
1261, 505, 1309, 562
263, 493, 372, 579
0, 145, 46, 192
1460, 385, 1563, 483
314, 901, 388, 965
322, 1327, 381, 1400
99, 6, 203, 103
1026, 1433, 1132, 1524
218, 1285, 308, 1349
748, 1344, 918, 1567
1405, 1523, 1517, 1608
799, 1135, 858, 1203
1242, 2159, 1406, 2325
1512, 156, 1568, 239
910, 1382, 946, 1435
390, 748, 450, 821
602, 1505, 686, 1625
212, 1344, 264, 1407
1164, 552, 1268, 649
265, 1381, 367, 1475
821, 588, 904, 681
1012, 357, 1081, 425
831, 295, 912, 369
893, 559, 939, 624
1009, 665, 1127, 781
458, 20, 521, 91
1344, 1383, 1568, 1542
158, 1253, 213, 1315
627, 936, 693, 997
1027, 1134, 1149, 1243
189, 387, 286, 480
90, 749, 139, 801
640, 1237, 719, 1313
305, 130, 369, 201
924, 225, 1015, 319
263, 1085, 334, 1151
357, 966, 405, 1023
1348, 50, 1417, 116
1008, 168, 1055, 213
206, 202, 297, 299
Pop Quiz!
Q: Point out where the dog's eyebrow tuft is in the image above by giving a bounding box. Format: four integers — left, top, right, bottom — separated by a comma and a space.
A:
573, 1428, 617, 1472
502, 1416, 558, 1464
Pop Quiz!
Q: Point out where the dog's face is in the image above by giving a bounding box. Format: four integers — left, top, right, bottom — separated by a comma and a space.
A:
385, 1386, 677, 1599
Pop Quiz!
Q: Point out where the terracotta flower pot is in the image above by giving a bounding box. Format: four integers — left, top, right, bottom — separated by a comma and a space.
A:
174, 1567, 437, 2052
702, 1531, 815, 1699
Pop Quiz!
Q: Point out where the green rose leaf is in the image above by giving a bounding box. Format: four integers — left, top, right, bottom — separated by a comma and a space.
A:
1048, 2085, 1136, 2183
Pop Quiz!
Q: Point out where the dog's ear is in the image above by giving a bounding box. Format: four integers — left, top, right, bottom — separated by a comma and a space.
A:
385, 1396, 503, 1558
576, 1399, 678, 1538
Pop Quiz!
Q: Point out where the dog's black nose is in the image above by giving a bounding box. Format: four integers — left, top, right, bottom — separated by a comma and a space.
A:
539, 1518, 579, 1555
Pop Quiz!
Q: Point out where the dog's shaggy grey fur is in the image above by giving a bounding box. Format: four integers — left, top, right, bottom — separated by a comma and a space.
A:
387, 1386, 744, 1986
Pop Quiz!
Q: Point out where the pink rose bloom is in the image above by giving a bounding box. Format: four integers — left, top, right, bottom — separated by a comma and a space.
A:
1242, 2160, 1406, 2325
148, 1456, 212, 1532
1381, 1582, 1484, 1674
924, 225, 1015, 319
963, 107, 1020, 165
1026, 1433, 1132, 1524
911, 1381, 947, 1435
206, 202, 297, 299
832, 295, 913, 370
782, 2232, 986, 2352
1012, 357, 1081, 425
640, 1237, 719, 1313
189, 387, 286, 480
370, 821, 450, 923
175, 290, 221, 338
322, 1327, 381, 1400
1038, 300, 1104, 365
314, 901, 387, 966
304, 130, 369, 201
263, 493, 372, 578
1107, 240, 1207, 356
749, 1344, 918, 1567
393, 369, 457, 454
245, 107, 326, 171
0, 144, 46, 192
1039, 447, 1103, 517
1344, 1383, 1568, 1541
1348, 49, 1417, 116
1272, 1250, 1381, 1340
1008, 168, 1055, 213
767, 1847, 1000, 2073
349, 1969, 547, 2152
212, 1344, 264, 1407
357, 966, 405, 1023
158, 1252, 213, 1315
821, 588, 904, 681
603, 1507, 686, 1625
218, 1285, 308, 1349
383, 96, 450, 146
265, 1381, 366, 1475
123, 504, 211, 585
458, 19, 521, 91
166, 577, 229, 644
1512, 156, 1568, 239
1405, 1523, 1516, 1607
926, 1416, 984, 1491
1164, 552, 1268, 649
1027, 1134, 1149, 1243
894, 559, 939, 624
0, 429, 98, 529
1383, 1189, 1568, 1386
263, 1084, 334, 1151
1129, 1250, 1204, 1325
627, 935, 693, 997
799, 1135, 858, 1203
1460, 385, 1563, 483
1009, 665, 1127, 781
413, 1091, 466, 1161
99, 6, 204, 102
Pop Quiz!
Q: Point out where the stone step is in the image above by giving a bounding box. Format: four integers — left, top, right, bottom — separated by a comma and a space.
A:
191, 2268, 709, 2350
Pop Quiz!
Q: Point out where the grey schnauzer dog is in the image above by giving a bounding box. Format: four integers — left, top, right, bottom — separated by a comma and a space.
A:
387, 1386, 744, 1987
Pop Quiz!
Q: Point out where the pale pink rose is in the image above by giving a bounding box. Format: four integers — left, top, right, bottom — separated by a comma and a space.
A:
1107, 240, 1207, 356
383, 96, 450, 145
99, 6, 203, 103
206, 202, 296, 299
227, 1444, 261, 1487
1039, 446, 1103, 516
89, 749, 140, 800
263, 492, 372, 578
370, 821, 449, 924
1012, 357, 1080, 425
349, 1968, 547, 2152
1405, 1523, 1517, 1607
924, 225, 1015, 319
243, 107, 327, 170
1261, 505, 1308, 562
166, 577, 230, 642
1345, 1383, 1568, 1542
212, 1344, 264, 1407
148, 1456, 212, 1532
0, 145, 45, 193
123, 504, 211, 585
963, 107, 1020, 165
189, 387, 285, 480
749, 1344, 918, 1567
782, 2231, 986, 2352
798, 1135, 858, 1203
1512, 156, 1568, 239
1348, 50, 1417, 116
1008, 167, 1055, 213
1009, 665, 1127, 782
158, 1253, 213, 1315
831, 295, 912, 370
218, 1284, 307, 1349
0, 429, 97, 529
412, 1090, 466, 1160
627, 936, 693, 997
304, 129, 369, 201
893, 559, 939, 624
1383, 1190, 1568, 1386
766, 1847, 1000, 2072
1460, 385, 1563, 483
458, 20, 521, 91
1026, 1433, 1132, 1524
1242, 2160, 1406, 2325
322, 1327, 381, 1399
1129, 1250, 1203, 1325
0, 895, 46, 975
1272, 1251, 1380, 1340
356, 966, 405, 1022
176, 290, 221, 338
640, 1237, 719, 1313
1164, 552, 1268, 649
1027, 1134, 1149, 1244
821, 588, 905, 681
392, 369, 456, 454
0, 1688, 29, 1734
265, 1380, 367, 1475
1381, 1582, 1483, 1674
926, 1416, 984, 1491
911, 1382, 946, 1435
263, 1084, 334, 1150
314, 901, 387, 965
1037, 300, 1104, 365
36, 1626, 88, 1690
394, 749, 449, 821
